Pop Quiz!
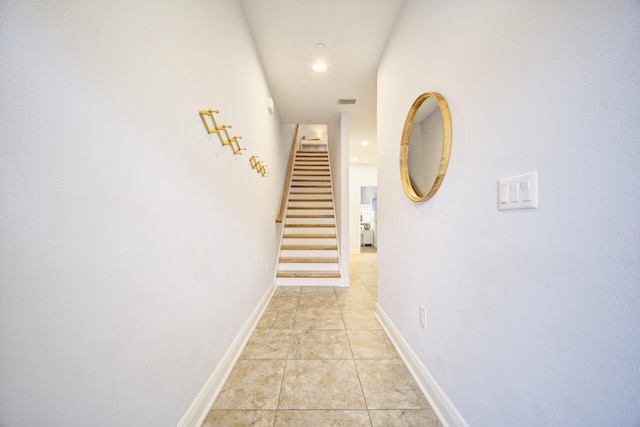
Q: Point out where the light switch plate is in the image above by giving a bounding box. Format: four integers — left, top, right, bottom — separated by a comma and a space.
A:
498, 171, 538, 210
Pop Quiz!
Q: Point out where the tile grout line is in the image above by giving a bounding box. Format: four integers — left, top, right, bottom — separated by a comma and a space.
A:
336, 286, 375, 426
273, 286, 301, 426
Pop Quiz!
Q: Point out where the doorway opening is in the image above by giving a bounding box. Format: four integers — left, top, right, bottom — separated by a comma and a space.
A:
360, 186, 377, 253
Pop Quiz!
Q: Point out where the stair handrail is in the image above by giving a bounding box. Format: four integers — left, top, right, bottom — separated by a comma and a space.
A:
276, 124, 300, 223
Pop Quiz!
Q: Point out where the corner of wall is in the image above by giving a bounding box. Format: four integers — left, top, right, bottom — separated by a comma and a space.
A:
375, 304, 469, 427
177, 281, 277, 427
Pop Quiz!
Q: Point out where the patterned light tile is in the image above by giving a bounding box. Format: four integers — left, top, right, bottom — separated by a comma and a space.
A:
241, 329, 292, 359
212, 359, 285, 410
274, 410, 371, 426
202, 410, 276, 427
342, 311, 381, 330
273, 286, 301, 296
335, 286, 371, 298
266, 296, 299, 311
347, 329, 398, 359
289, 329, 352, 359
355, 359, 429, 409
279, 359, 366, 409
369, 409, 440, 427
256, 309, 296, 330
337, 293, 377, 311
298, 294, 339, 310
299, 286, 337, 295
294, 308, 345, 329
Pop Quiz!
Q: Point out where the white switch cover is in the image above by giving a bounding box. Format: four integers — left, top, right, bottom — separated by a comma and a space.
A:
498, 172, 538, 210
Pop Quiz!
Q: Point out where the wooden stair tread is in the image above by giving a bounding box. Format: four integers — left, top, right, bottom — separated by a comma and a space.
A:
291, 182, 331, 185
294, 167, 330, 170
281, 244, 337, 250
288, 206, 333, 210
289, 198, 332, 202
283, 233, 336, 238
295, 161, 329, 164
285, 223, 335, 228
278, 257, 339, 263
286, 214, 334, 218
276, 271, 341, 278
290, 190, 332, 194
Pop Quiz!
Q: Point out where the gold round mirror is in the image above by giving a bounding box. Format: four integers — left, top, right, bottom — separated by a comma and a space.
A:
400, 92, 452, 202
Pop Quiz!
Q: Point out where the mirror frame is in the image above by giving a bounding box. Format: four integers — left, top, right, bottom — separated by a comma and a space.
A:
400, 91, 452, 202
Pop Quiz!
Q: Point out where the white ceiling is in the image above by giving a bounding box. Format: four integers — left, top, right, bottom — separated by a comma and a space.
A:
240, 0, 406, 164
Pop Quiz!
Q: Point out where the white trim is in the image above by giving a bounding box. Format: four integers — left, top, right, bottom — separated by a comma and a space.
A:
375, 304, 469, 427
176, 280, 277, 427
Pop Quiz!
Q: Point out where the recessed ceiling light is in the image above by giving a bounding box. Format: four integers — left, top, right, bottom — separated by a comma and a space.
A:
361, 141, 369, 146
352, 157, 358, 162
313, 62, 327, 72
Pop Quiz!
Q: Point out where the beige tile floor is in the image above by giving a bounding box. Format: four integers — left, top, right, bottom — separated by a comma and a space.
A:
203, 253, 442, 427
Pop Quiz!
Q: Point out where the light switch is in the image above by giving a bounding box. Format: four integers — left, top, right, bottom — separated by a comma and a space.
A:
497, 172, 538, 210
499, 183, 509, 204
508, 182, 519, 203
519, 181, 531, 202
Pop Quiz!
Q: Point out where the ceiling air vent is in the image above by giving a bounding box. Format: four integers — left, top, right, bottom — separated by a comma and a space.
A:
338, 98, 357, 105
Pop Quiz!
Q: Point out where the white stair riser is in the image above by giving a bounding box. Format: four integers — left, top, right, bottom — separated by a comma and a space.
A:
276, 277, 343, 287
279, 249, 338, 258
284, 227, 336, 234
288, 201, 333, 207
285, 218, 335, 225
282, 237, 336, 245
287, 209, 334, 216
289, 195, 332, 201
278, 263, 339, 271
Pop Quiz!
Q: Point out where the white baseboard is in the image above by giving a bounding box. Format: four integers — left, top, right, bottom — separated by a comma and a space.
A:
177, 280, 277, 427
375, 304, 469, 427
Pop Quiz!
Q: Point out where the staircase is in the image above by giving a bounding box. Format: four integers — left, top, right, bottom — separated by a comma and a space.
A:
276, 149, 341, 284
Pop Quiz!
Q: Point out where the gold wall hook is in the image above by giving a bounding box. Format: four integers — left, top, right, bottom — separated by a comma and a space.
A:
199, 108, 263, 174
249, 156, 260, 168
249, 155, 268, 177
230, 136, 246, 155
199, 109, 220, 134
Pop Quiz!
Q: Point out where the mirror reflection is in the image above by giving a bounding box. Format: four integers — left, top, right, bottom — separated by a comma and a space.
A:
400, 92, 452, 202
408, 97, 443, 196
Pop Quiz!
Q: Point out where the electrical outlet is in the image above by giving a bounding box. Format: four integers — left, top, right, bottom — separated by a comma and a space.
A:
419, 306, 426, 330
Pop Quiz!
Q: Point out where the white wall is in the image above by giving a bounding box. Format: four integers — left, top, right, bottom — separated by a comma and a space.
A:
377, 0, 640, 426
0, 0, 288, 425
349, 163, 378, 253
328, 114, 350, 284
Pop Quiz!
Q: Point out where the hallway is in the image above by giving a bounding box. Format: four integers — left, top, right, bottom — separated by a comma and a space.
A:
203, 253, 441, 426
